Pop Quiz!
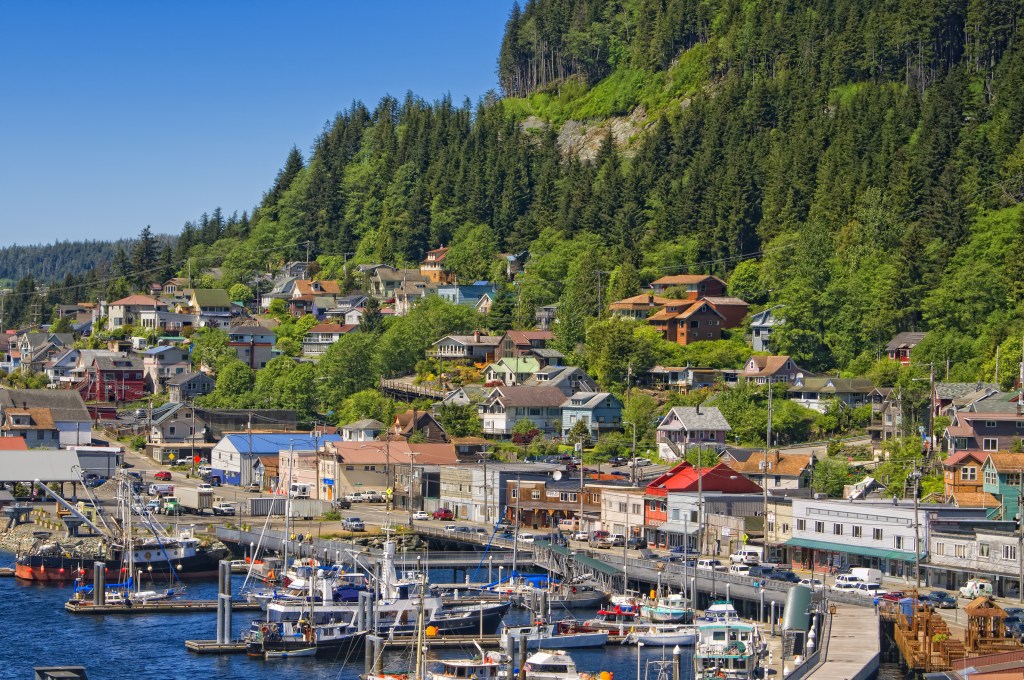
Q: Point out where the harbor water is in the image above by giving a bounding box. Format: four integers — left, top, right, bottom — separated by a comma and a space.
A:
0, 559, 698, 680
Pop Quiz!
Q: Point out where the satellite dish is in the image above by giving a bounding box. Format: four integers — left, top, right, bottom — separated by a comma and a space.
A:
553, 470, 563, 481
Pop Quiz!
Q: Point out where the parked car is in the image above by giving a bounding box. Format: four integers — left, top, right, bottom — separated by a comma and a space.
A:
572, 531, 590, 541
342, 517, 365, 531
473, 528, 489, 536
444, 525, 458, 533
196, 483, 214, 492
497, 532, 516, 542
729, 565, 751, 577
411, 511, 430, 520
748, 566, 776, 579
453, 526, 473, 534
632, 458, 653, 467
799, 578, 827, 590
697, 559, 726, 572
495, 519, 514, 530
517, 533, 536, 543
608, 533, 627, 547
332, 499, 352, 510
880, 591, 907, 602
433, 508, 455, 520
767, 570, 801, 583
153, 471, 172, 481
212, 502, 235, 516
921, 591, 957, 609
201, 475, 221, 487
853, 583, 888, 598
126, 471, 144, 481
345, 492, 366, 503
595, 537, 613, 549
246, 483, 262, 492
627, 537, 647, 549
589, 530, 610, 544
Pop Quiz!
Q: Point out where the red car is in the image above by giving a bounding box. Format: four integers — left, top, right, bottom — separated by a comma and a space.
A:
432, 508, 454, 520
153, 471, 172, 481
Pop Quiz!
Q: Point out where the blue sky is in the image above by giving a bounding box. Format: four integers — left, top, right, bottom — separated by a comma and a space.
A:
0, 1, 514, 247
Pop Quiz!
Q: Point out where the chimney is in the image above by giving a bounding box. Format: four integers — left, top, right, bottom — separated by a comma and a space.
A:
474, 330, 481, 343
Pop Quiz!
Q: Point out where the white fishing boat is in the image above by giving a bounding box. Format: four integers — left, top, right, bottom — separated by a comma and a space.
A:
509, 650, 582, 680
633, 624, 698, 646
264, 646, 316, 659
428, 649, 506, 680
505, 622, 609, 649
693, 620, 765, 679
698, 600, 739, 622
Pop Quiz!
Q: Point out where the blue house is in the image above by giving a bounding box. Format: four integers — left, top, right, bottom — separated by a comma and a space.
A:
437, 282, 497, 308
982, 452, 1024, 520
561, 392, 623, 438
210, 432, 341, 487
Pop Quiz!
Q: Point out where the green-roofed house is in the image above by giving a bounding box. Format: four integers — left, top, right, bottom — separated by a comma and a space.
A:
483, 357, 541, 386
188, 289, 234, 329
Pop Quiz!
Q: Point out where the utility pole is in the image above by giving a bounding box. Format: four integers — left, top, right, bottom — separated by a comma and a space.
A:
764, 385, 773, 522
1018, 468, 1023, 604
911, 462, 922, 591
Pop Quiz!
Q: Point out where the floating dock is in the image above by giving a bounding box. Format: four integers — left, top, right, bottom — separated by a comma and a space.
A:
66, 599, 262, 615
0, 567, 15, 577
184, 640, 250, 654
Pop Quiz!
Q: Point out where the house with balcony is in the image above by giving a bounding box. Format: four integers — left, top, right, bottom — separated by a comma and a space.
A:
107, 295, 164, 331
79, 354, 146, 403
429, 332, 501, 362
142, 345, 192, 393
788, 376, 874, 412
649, 274, 727, 298
166, 371, 215, 403
494, 330, 556, 360
138, 309, 199, 333
227, 325, 276, 369
18, 332, 76, 373
608, 294, 674, 320
741, 355, 807, 385
369, 267, 427, 300
524, 365, 599, 396
420, 246, 453, 284
478, 385, 566, 436
484, 357, 541, 386
390, 409, 448, 442
302, 323, 357, 356
942, 450, 993, 505
44, 348, 85, 386
187, 289, 235, 328
646, 365, 721, 391
656, 405, 732, 459
560, 392, 623, 438
648, 300, 726, 345
506, 478, 597, 530
886, 332, 927, 365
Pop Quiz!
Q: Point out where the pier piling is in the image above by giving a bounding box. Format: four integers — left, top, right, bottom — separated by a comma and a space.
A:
93, 562, 104, 606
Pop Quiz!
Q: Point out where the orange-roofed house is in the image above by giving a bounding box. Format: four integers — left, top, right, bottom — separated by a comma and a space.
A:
649, 274, 726, 298
302, 323, 357, 356
1, 407, 60, 448
608, 294, 676, 320
728, 451, 814, 491
943, 450, 988, 500
0, 436, 29, 450
982, 452, 1024, 520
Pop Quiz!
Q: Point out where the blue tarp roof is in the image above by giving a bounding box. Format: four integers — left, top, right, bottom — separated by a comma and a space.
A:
224, 433, 341, 455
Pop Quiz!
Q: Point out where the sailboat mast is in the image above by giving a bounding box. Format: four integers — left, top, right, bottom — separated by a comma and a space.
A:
414, 570, 427, 680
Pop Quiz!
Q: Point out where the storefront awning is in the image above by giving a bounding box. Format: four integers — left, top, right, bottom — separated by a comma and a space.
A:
655, 521, 697, 535
785, 537, 925, 562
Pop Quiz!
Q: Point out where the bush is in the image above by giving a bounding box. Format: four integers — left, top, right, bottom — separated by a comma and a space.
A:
322, 509, 341, 522
129, 435, 147, 451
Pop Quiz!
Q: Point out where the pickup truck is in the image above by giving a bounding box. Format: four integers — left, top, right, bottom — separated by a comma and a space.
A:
332, 499, 352, 510
342, 517, 365, 531
211, 502, 235, 516
697, 559, 727, 572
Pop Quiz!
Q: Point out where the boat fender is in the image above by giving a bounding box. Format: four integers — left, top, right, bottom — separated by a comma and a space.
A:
571, 586, 577, 593
599, 673, 613, 680
260, 624, 270, 635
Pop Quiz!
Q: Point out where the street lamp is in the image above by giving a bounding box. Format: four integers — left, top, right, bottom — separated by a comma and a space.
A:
623, 421, 637, 484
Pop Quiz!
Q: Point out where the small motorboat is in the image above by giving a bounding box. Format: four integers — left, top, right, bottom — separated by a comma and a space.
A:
698, 601, 739, 622
641, 593, 694, 624
505, 623, 609, 649
633, 625, 698, 647
429, 651, 507, 679
264, 647, 316, 659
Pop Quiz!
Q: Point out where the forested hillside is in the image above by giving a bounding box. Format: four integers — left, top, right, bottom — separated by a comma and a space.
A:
0, 239, 145, 286
8, 0, 1024, 387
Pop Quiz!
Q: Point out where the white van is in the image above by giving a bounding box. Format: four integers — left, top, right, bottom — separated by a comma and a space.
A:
850, 568, 884, 584
729, 564, 751, 576
148, 483, 174, 496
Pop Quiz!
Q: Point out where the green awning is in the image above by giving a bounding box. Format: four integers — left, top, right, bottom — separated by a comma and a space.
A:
572, 553, 620, 577
785, 537, 924, 562
535, 540, 572, 557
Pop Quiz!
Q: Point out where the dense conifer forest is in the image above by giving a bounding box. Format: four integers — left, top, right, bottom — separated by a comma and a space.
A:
5, 0, 1024, 386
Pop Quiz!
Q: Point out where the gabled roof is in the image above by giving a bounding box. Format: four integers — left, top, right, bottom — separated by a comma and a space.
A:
676, 302, 724, 319
487, 357, 541, 374
743, 355, 798, 376
504, 330, 554, 345
92, 355, 143, 371
790, 377, 874, 394
659, 406, 731, 432
750, 305, 784, 327
608, 294, 675, 310
0, 388, 90, 423
374, 268, 427, 283
342, 419, 384, 430
983, 452, 1024, 473
934, 382, 1000, 401
191, 288, 232, 308
950, 491, 1000, 508
220, 432, 341, 455
110, 295, 162, 307
307, 323, 357, 335
2, 407, 55, 430
487, 385, 568, 408
434, 334, 502, 347
942, 450, 987, 469
294, 279, 341, 296
886, 332, 927, 351
646, 461, 762, 493
650, 274, 727, 287
166, 371, 214, 387
562, 392, 620, 410
728, 452, 812, 477
228, 325, 276, 336
703, 296, 749, 307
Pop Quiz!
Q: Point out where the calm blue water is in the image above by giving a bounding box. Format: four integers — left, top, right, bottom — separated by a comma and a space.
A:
0, 559, 695, 680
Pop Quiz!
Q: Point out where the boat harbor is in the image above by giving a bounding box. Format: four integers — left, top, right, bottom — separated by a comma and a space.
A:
65, 598, 262, 614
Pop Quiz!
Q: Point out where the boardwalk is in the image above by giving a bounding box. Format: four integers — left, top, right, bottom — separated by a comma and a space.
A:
807, 605, 880, 680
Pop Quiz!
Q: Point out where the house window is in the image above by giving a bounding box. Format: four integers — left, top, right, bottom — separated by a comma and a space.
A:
984, 438, 999, 451
796, 519, 806, 531
510, 488, 518, 500
985, 469, 999, 486
1009, 473, 1022, 487
852, 526, 862, 538
618, 502, 627, 513
894, 536, 904, 550
873, 528, 883, 541
782, 522, 790, 533
632, 502, 642, 514
955, 544, 966, 558
559, 492, 578, 502
814, 521, 824, 533
961, 467, 978, 481
364, 465, 375, 471
1003, 545, 1018, 561
531, 490, 540, 500
833, 524, 843, 536
767, 521, 775, 532
672, 509, 681, 520
935, 542, 944, 556
986, 421, 997, 428
980, 543, 990, 557
345, 465, 354, 471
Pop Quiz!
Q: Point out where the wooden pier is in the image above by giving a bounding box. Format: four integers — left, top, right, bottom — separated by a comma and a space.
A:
66, 599, 262, 615
184, 640, 250, 654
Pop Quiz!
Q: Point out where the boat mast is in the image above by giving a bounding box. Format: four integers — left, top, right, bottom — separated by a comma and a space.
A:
414, 570, 427, 680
